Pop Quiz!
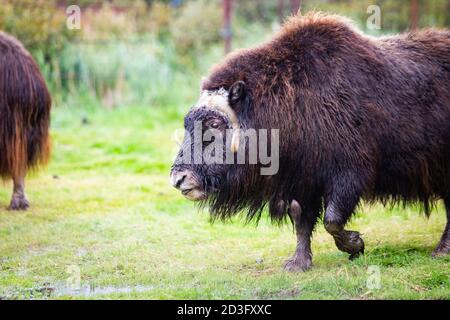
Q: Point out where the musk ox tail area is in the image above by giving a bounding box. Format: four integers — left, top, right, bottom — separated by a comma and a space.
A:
0, 31, 51, 210
0, 32, 51, 181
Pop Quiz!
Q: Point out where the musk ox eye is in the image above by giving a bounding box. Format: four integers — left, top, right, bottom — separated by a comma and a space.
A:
206, 119, 222, 129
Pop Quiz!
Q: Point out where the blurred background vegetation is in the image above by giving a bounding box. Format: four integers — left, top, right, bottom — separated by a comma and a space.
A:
0, 1, 449, 299
0, 0, 449, 109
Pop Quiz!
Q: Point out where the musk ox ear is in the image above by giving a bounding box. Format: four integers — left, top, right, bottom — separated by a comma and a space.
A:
200, 76, 207, 93
228, 81, 246, 153
229, 81, 246, 105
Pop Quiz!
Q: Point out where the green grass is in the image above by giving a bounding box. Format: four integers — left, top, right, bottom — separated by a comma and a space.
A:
0, 105, 449, 300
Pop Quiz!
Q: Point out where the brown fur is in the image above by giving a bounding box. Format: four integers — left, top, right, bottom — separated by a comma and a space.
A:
0, 32, 51, 207
201, 13, 450, 219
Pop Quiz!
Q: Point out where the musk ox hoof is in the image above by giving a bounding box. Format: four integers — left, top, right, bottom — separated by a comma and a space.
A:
8, 195, 30, 211
431, 245, 450, 258
349, 251, 364, 260
334, 230, 365, 259
283, 255, 312, 272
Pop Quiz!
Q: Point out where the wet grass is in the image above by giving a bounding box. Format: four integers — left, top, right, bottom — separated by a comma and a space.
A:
0, 105, 449, 300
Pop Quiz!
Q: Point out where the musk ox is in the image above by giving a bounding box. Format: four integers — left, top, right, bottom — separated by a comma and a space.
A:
0, 32, 51, 210
170, 13, 450, 271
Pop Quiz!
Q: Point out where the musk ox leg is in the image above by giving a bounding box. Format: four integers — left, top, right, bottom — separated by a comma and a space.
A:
284, 200, 318, 272
8, 175, 29, 211
432, 197, 450, 257
324, 201, 365, 260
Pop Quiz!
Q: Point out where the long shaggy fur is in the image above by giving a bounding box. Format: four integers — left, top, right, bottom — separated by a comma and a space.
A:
201, 13, 450, 222
0, 32, 51, 180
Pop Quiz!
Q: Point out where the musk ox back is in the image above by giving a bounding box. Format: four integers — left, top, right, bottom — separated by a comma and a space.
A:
0, 32, 51, 210
170, 13, 450, 271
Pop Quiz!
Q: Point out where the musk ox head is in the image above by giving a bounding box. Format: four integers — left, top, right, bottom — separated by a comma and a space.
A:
170, 81, 246, 202
170, 78, 280, 220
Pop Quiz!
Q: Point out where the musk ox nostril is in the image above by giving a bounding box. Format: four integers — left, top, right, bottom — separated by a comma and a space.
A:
171, 171, 187, 189
175, 174, 186, 189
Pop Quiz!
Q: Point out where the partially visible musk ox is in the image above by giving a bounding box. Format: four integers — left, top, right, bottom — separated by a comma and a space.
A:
170, 13, 450, 271
0, 32, 51, 210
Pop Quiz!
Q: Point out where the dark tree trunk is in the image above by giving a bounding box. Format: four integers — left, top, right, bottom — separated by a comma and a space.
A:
290, 0, 302, 15
410, 0, 420, 30
222, 0, 232, 54
278, 0, 285, 24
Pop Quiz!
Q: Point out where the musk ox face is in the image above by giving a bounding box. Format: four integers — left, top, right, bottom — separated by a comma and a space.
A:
170, 82, 246, 201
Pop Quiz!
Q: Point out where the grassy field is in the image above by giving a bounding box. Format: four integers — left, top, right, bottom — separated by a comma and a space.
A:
0, 105, 449, 300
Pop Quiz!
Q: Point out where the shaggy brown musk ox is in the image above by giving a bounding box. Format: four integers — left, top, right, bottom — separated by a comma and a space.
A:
170, 13, 450, 271
0, 32, 51, 210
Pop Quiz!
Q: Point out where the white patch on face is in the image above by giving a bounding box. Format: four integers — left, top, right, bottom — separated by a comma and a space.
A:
194, 88, 241, 153
196, 88, 230, 112
195, 88, 239, 128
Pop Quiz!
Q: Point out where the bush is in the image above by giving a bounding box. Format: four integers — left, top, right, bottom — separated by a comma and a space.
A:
81, 0, 149, 41
149, 2, 174, 37
170, 0, 222, 57
56, 37, 201, 108
235, 0, 278, 24
0, 0, 76, 62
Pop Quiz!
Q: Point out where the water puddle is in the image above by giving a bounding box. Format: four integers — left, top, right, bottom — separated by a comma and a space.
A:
1, 283, 157, 299
52, 284, 157, 297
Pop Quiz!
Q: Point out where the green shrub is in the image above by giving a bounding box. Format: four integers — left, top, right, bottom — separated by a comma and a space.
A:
0, 0, 77, 61
170, 0, 222, 58
81, 2, 142, 41
235, 0, 278, 24
55, 37, 201, 109
149, 2, 174, 37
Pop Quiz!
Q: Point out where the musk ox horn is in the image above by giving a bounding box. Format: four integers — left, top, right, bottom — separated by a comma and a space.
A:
230, 128, 240, 153
197, 88, 241, 153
